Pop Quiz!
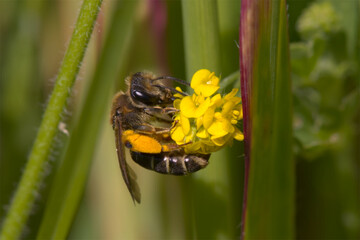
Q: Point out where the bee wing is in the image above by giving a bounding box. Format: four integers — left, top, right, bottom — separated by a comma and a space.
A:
114, 116, 141, 203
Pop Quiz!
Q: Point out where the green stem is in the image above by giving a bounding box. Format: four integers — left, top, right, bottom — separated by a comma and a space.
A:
36, 0, 139, 238
0, 0, 102, 239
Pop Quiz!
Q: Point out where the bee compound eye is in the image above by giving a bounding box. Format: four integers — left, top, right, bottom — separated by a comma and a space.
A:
131, 89, 154, 104
132, 89, 144, 99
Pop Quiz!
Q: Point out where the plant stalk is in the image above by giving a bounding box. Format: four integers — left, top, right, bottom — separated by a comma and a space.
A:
0, 0, 102, 238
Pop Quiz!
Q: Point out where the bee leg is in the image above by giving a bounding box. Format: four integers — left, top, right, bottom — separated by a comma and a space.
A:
143, 108, 174, 123
161, 107, 179, 114
161, 141, 192, 152
171, 120, 179, 130
177, 141, 192, 147
144, 107, 179, 115
133, 124, 171, 135
161, 143, 181, 152
153, 128, 172, 135
133, 124, 156, 134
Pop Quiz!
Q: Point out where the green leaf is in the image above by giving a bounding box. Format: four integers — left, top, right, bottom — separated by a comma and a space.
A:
36, 0, 138, 239
239, 0, 294, 238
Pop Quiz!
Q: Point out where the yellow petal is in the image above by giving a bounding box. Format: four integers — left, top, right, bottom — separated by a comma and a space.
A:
214, 112, 222, 119
210, 134, 230, 146
234, 128, 244, 141
207, 121, 228, 137
180, 114, 190, 135
203, 107, 215, 129
194, 97, 211, 118
171, 126, 185, 142
222, 101, 236, 116
198, 85, 220, 97
200, 142, 221, 154
196, 128, 209, 138
239, 105, 243, 119
184, 141, 202, 153
191, 69, 212, 89
191, 69, 220, 97
183, 129, 195, 143
230, 96, 242, 105
180, 96, 196, 118
194, 94, 205, 103
224, 88, 238, 100
196, 116, 203, 129
210, 93, 222, 107
222, 119, 235, 133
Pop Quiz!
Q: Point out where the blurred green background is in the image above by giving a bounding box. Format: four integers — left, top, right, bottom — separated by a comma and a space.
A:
0, 0, 359, 239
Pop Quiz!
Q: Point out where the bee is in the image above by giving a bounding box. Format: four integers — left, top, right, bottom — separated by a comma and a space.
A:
111, 72, 210, 203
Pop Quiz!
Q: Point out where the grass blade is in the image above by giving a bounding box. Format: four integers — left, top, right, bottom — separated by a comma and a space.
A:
182, 0, 221, 78
0, 0, 102, 238
240, 0, 294, 238
181, 0, 243, 239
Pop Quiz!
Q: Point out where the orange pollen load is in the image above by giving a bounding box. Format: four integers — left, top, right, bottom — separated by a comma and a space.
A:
122, 130, 162, 154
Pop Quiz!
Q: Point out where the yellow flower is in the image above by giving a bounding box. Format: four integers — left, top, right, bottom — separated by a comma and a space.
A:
170, 114, 190, 142
180, 95, 211, 118
190, 69, 220, 97
207, 112, 234, 137
170, 69, 244, 154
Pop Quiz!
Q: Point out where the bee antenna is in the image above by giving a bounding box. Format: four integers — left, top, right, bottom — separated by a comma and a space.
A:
152, 76, 190, 87
153, 84, 189, 96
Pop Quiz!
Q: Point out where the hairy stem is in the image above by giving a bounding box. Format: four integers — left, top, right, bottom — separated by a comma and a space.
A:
0, 0, 102, 238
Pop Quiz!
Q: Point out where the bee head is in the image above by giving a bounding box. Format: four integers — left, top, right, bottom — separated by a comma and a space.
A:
130, 72, 173, 106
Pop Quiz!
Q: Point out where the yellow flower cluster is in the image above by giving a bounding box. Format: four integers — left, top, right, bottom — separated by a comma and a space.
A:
170, 69, 244, 154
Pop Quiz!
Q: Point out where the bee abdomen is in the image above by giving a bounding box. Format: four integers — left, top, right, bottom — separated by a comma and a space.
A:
130, 151, 210, 175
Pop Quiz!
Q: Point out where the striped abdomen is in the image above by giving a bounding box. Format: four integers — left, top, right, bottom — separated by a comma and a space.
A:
130, 151, 210, 175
